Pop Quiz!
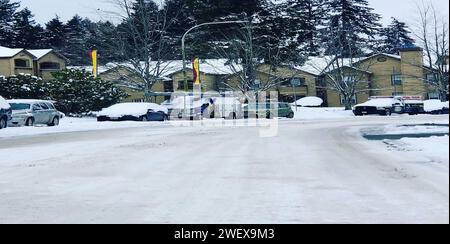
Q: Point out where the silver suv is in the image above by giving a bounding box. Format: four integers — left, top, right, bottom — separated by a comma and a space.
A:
7, 99, 62, 127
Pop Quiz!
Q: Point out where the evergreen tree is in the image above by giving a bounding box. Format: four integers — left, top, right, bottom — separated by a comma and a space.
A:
10, 8, 44, 48
63, 15, 89, 65
283, 0, 328, 56
44, 16, 66, 51
323, 0, 381, 57
377, 18, 415, 54
0, 0, 19, 46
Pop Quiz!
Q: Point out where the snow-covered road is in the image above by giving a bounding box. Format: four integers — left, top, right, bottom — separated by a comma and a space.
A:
0, 115, 448, 223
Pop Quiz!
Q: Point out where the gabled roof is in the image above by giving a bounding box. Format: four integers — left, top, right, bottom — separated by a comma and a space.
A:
28, 49, 69, 62
28, 49, 53, 59
0, 46, 33, 58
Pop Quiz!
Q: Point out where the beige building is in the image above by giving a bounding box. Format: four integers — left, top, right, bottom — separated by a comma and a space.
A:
317, 47, 440, 107
225, 64, 318, 103
90, 60, 236, 103
0, 46, 67, 80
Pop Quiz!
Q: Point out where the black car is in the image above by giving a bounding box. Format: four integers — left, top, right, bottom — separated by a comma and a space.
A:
97, 103, 169, 122
353, 98, 403, 116
0, 96, 12, 129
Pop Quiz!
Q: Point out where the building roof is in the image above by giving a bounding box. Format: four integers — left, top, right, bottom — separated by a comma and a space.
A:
0, 46, 27, 58
27, 49, 53, 60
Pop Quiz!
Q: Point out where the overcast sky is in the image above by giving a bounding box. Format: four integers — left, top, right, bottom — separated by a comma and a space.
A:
19, 0, 449, 27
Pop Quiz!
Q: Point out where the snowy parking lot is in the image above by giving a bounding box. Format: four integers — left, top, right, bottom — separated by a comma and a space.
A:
0, 110, 448, 224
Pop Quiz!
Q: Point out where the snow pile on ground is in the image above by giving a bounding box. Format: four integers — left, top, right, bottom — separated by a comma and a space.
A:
293, 107, 354, 119
0, 117, 161, 138
292, 96, 323, 107
424, 99, 448, 112
0, 96, 10, 110
382, 124, 449, 135
98, 103, 168, 117
386, 136, 449, 166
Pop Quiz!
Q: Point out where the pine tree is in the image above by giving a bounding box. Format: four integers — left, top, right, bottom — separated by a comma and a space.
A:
283, 0, 328, 56
63, 15, 89, 65
0, 0, 19, 46
44, 16, 66, 51
10, 8, 44, 48
377, 18, 415, 54
323, 0, 382, 57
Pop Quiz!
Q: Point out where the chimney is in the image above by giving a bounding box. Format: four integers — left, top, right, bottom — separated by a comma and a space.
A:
399, 46, 425, 96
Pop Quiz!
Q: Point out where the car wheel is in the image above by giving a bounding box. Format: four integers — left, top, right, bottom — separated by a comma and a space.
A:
0, 117, 6, 129
141, 116, 148, 122
25, 118, 34, 126
49, 117, 59, 126
385, 109, 392, 116
287, 112, 294, 119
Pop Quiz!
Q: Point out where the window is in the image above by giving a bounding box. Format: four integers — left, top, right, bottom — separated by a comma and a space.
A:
46, 102, 55, 110
343, 76, 356, 83
14, 59, 30, 68
425, 74, 436, 83
282, 78, 305, 87
178, 80, 194, 90
340, 95, 357, 105
39, 103, 49, 110
391, 74, 402, 85
428, 92, 440, 100
32, 104, 42, 111
40, 62, 60, 70
10, 103, 30, 110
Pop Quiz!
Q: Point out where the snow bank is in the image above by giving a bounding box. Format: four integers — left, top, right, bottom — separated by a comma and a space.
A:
98, 103, 168, 117
293, 96, 323, 107
0, 117, 158, 138
355, 98, 398, 108
0, 96, 10, 110
293, 107, 354, 120
424, 99, 447, 112
395, 136, 449, 166
383, 124, 449, 135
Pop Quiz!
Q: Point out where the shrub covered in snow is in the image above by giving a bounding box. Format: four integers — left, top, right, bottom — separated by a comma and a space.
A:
0, 70, 128, 114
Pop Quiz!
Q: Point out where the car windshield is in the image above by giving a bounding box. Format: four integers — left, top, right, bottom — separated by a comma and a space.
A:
10, 103, 30, 110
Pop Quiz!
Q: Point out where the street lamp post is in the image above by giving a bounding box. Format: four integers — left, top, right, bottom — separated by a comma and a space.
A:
181, 21, 248, 91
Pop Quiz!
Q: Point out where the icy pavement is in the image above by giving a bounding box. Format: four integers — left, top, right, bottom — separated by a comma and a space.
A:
0, 115, 448, 224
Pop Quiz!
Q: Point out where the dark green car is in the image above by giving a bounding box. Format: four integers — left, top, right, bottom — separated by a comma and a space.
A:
244, 102, 295, 119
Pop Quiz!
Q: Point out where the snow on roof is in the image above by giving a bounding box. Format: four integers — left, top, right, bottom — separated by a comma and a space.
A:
7, 99, 55, 104
0, 46, 24, 58
71, 59, 240, 80
0, 96, 11, 110
28, 49, 53, 60
298, 53, 402, 76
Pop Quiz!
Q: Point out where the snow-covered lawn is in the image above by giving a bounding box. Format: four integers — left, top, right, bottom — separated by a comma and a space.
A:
293, 107, 354, 119
384, 136, 449, 167
0, 117, 158, 139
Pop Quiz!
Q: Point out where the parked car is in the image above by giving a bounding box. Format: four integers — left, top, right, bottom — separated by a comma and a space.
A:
97, 103, 169, 122
402, 99, 425, 115
424, 100, 449, 114
244, 102, 295, 119
0, 96, 12, 129
353, 97, 404, 116
7, 99, 62, 127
